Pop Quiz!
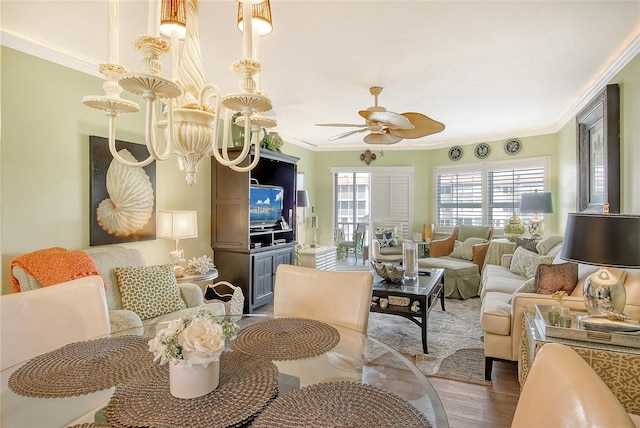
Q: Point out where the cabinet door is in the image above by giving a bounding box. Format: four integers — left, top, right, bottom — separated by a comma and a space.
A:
251, 251, 275, 308
275, 247, 295, 268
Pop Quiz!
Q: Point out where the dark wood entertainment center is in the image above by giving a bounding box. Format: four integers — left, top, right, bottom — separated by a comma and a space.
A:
211, 148, 299, 313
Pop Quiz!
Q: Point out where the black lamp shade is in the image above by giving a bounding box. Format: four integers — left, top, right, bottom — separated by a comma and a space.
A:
519, 192, 553, 214
296, 190, 310, 208
560, 213, 640, 268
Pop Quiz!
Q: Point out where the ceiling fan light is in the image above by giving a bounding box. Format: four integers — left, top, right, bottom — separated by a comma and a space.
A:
237, 0, 273, 36
160, 0, 186, 39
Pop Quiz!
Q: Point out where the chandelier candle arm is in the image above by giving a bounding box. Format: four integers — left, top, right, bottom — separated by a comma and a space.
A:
107, 112, 154, 167
108, 0, 119, 63
242, 0, 254, 60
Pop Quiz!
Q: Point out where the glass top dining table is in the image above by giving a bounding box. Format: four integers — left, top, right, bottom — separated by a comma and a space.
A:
1, 314, 449, 428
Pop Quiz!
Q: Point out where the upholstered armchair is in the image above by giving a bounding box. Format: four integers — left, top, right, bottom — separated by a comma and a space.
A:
418, 225, 493, 299
371, 222, 411, 264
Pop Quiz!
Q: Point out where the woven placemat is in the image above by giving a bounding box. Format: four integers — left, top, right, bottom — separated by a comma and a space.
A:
252, 381, 433, 428
105, 351, 279, 428
230, 317, 340, 360
9, 335, 154, 398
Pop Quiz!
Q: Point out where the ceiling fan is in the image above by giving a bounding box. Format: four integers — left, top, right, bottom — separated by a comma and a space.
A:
316, 86, 445, 145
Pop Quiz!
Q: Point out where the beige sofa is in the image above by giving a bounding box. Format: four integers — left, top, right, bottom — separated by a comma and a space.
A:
480, 240, 640, 381
12, 246, 225, 333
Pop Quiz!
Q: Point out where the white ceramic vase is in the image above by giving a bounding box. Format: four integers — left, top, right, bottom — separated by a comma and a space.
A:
169, 360, 220, 399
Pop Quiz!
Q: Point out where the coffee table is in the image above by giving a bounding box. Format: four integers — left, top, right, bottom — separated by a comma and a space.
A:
370, 268, 445, 353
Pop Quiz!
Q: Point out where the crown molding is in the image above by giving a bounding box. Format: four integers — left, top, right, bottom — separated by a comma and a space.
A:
1, 30, 101, 78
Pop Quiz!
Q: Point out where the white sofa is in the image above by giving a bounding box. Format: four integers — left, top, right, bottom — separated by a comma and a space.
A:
12, 246, 225, 333
480, 239, 640, 381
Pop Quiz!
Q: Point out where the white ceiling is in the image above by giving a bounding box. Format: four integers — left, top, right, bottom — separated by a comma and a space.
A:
2, 1, 640, 152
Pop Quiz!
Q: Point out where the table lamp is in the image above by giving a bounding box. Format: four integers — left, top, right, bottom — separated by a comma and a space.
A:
560, 213, 640, 316
296, 190, 310, 223
311, 215, 319, 248
157, 210, 199, 264
519, 191, 553, 239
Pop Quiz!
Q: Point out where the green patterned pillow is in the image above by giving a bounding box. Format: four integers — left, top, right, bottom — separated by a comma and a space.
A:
449, 237, 488, 260
509, 246, 554, 279
114, 264, 186, 320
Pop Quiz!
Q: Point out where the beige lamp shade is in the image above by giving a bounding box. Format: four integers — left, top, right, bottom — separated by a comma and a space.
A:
160, 0, 187, 39
157, 210, 198, 241
237, 0, 273, 36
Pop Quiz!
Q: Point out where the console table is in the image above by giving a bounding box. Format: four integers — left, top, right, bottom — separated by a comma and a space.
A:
298, 246, 337, 270
520, 311, 640, 415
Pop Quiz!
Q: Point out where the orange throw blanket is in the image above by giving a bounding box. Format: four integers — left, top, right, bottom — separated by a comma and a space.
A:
10, 247, 105, 292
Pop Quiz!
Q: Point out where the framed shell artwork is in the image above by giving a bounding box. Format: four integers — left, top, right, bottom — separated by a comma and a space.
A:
90, 135, 157, 246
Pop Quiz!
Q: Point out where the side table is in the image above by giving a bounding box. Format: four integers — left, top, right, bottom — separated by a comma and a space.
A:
483, 238, 515, 268
520, 310, 640, 415
415, 240, 431, 258
298, 246, 337, 270
175, 268, 219, 284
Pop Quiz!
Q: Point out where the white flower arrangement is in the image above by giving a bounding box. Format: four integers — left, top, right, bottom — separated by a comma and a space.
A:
186, 255, 215, 275
148, 307, 237, 366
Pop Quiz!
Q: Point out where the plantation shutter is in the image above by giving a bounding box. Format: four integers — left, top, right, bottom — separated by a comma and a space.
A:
488, 167, 545, 227
436, 171, 483, 226
370, 170, 412, 239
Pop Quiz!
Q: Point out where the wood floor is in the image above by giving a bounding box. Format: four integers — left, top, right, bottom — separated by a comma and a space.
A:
253, 298, 521, 428
429, 361, 520, 428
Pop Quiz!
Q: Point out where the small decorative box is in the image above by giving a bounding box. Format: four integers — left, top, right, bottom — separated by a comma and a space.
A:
388, 296, 410, 307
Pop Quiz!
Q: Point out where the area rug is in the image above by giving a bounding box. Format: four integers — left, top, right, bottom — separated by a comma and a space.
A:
367, 297, 491, 386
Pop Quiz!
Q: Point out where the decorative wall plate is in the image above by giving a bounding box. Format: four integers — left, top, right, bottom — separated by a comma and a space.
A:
474, 143, 490, 159
448, 146, 462, 161
504, 138, 522, 155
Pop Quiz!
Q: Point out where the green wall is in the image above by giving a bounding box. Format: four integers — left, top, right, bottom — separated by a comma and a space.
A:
2, 46, 639, 294
313, 134, 559, 246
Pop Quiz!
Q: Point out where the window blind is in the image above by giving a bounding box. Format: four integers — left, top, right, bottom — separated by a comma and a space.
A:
434, 157, 548, 229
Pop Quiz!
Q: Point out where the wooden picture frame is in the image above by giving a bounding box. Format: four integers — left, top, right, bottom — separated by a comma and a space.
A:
576, 84, 620, 213
89, 135, 157, 245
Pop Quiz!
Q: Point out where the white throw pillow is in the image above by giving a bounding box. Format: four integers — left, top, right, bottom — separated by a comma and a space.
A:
536, 235, 563, 255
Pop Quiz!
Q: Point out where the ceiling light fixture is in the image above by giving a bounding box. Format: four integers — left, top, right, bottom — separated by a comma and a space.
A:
83, 0, 276, 185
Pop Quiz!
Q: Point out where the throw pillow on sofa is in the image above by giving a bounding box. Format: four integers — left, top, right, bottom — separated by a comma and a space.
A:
509, 246, 554, 279
375, 230, 394, 248
449, 237, 488, 260
115, 264, 186, 320
534, 262, 579, 295
536, 235, 563, 255
515, 237, 538, 253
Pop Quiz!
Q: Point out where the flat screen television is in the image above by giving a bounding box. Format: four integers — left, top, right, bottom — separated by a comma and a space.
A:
250, 184, 284, 229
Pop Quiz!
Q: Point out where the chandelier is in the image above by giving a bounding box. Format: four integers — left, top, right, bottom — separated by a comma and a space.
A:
83, 0, 276, 185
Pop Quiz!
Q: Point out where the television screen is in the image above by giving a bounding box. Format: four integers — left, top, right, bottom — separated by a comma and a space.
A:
250, 185, 284, 229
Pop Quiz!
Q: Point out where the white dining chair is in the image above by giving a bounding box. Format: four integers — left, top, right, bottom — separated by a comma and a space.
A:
0, 275, 110, 370
273, 264, 374, 334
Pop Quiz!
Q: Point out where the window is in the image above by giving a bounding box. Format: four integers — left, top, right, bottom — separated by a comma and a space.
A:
331, 167, 413, 243
334, 172, 371, 241
434, 157, 549, 229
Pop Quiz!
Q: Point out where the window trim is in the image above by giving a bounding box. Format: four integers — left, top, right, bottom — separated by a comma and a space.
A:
433, 156, 551, 233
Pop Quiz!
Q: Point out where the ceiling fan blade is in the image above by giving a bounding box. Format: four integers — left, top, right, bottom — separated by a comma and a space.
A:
364, 132, 403, 145
358, 110, 414, 130
389, 112, 445, 139
328, 128, 367, 141
315, 123, 367, 128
